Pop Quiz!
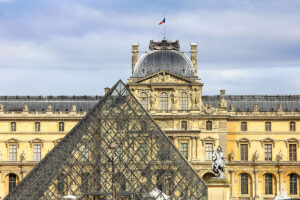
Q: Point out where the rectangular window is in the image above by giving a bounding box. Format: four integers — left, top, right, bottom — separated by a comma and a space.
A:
241, 174, 248, 194
35, 122, 40, 132
11, 122, 16, 132
181, 121, 187, 130
265, 144, 272, 161
290, 121, 296, 132
205, 143, 213, 161
33, 144, 41, 161
9, 144, 17, 161
240, 144, 248, 161
180, 143, 188, 159
241, 122, 247, 131
59, 122, 64, 132
290, 174, 298, 195
265, 122, 271, 132
265, 174, 273, 194
289, 144, 297, 161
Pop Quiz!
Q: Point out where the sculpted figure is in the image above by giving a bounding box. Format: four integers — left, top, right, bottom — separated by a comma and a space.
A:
0, 150, 2, 161
170, 92, 177, 110
211, 146, 225, 178
20, 151, 26, 163
230, 150, 234, 161
150, 92, 157, 110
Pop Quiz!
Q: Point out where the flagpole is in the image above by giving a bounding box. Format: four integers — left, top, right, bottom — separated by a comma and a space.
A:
164, 12, 166, 39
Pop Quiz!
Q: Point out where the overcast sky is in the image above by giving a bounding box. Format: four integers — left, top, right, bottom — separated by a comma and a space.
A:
0, 0, 300, 95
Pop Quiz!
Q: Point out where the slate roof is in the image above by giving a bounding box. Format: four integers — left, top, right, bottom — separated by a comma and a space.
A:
0, 95, 300, 112
0, 96, 101, 112
202, 95, 300, 112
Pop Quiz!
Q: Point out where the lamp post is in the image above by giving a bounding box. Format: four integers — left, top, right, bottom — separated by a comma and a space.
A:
109, 140, 117, 200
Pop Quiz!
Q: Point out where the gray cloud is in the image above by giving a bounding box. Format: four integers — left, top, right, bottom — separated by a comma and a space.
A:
0, 1, 299, 95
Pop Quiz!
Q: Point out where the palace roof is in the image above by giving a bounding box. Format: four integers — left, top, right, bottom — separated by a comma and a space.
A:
0, 95, 300, 112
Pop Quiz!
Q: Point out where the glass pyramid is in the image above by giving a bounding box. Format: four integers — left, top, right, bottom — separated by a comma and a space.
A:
4, 80, 207, 200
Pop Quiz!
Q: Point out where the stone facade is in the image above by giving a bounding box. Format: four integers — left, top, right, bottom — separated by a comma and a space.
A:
0, 39, 300, 200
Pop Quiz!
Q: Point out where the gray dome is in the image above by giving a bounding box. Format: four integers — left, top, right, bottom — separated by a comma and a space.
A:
133, 50, 195, 77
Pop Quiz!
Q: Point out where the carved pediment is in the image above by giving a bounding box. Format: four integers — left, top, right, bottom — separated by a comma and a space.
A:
29, 138, 44, 147
285, 137, 300, 147
201, 136, 217, 146
260, 137, 276, 147
236, 137, 251, 147
134, 71, 194, 84
5, 138, 20, 147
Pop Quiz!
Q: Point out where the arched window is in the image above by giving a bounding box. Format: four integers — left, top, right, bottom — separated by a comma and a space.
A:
180, 92, 188, 110
290, 173, 298, 195
140, 92, 148, 110
181, 121, 187, 130
59, 122, 64, 132
241, 173, 249, 194
241, 122, 247, 131
290, 121, 296, 132
9, 174, 17, 193
265, 122, 271, 132
265, 174, 273, 195
160, 92, 168, 111
206, 121, 212, 131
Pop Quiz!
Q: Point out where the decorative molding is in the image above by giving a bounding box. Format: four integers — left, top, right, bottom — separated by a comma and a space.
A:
260, 137, 276, 147
4, 138, 20, 148
201, 136, 216, 146
236, 137, 251, 148
29, 138, 44, 148
285, 137, 300, 147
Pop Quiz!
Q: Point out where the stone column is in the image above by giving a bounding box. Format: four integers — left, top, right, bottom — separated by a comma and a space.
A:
228, 170, 233, 198
278, 170, 283, 195
253, 170, 259, 200
174, 136, 179, 149
190, 137, 193, 161
196, 137, 201, 160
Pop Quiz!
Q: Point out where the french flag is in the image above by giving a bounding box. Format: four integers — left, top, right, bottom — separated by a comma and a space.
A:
158, 18, 165, 25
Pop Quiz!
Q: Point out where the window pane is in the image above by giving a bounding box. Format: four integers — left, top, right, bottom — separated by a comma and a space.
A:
241, 122, 247, 131
265, 144, 272, 161
180, 92, 188, 110
265, 174, 273, 194
241, 174, 248, 194
290, 174, 298, 195
34, 144, 41, 161
289, 144, 297, 161
265, 122, 271, 131
9, 174, 17, 193
290, 121, 296, 132
180, 143, 188, 159
35, 122, 40, 132
9, 144, 17, 161
181, 121, 187, 130
160, 92, 168, 111
240, 144, 248, 161
59, 122, 64, 132
206, 121, 212, 131
205, 143, 213, 161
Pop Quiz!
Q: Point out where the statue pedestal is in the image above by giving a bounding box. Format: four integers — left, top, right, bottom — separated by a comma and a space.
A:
207, 178, 231, 200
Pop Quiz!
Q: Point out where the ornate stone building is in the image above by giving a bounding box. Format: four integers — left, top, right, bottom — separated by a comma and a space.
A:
0, 39, 300, 200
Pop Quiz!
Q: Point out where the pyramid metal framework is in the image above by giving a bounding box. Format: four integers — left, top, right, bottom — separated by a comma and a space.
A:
4, 80, 207, 200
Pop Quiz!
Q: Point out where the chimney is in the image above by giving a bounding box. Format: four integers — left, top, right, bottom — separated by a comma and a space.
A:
190, 43, 198, 76
220, 90, 226, 96
105, 87, 110, 95
132, 43, 139, 74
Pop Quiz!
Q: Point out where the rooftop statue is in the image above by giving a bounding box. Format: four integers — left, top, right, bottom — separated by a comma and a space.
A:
211, 146, 225, 179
